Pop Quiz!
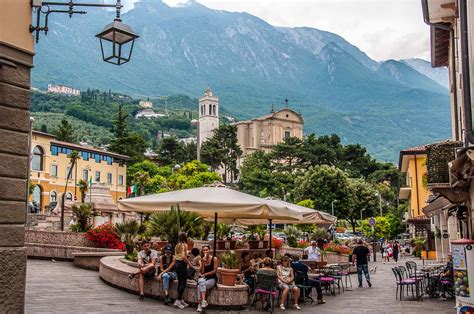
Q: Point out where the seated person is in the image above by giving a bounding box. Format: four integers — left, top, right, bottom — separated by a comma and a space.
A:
291, 255, 325, 304
277, 256, 301, 310
256, 257, 278, 311
304, 241, 321, 261
190, 247, 201, 267
250, 252, 263, 269
128, 240, 157, 301
196, 245, 218, 312
438, 253, 454, 300
241, 252, 256, 292
157, 245, 176, 305
265, 249, 274, 259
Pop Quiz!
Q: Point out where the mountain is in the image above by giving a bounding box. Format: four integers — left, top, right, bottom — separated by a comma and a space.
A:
31, 0, 452, 161
401, 58, 450, 89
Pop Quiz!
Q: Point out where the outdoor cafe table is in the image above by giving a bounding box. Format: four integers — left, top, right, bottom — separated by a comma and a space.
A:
421, 264, 445, 297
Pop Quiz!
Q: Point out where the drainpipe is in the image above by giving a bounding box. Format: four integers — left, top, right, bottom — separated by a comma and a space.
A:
459, 0, 474, 145
414, 155, 421, 216
421, 0, 460, 142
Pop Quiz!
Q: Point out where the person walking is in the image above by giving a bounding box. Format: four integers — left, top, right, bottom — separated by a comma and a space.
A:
352, 239, 372, 288
174, 232, 193, 309
392, 241, 400, 263
382, 241, 390, 263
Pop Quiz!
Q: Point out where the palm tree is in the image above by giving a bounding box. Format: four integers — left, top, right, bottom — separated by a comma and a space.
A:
68, 150, 80, 198
114, 220, 145, 256
70, 203, 94, 232
61, 150, 80, 231
77, 179, 88, 203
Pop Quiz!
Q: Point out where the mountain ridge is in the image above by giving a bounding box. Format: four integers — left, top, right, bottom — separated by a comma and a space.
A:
31, 0, 451, 161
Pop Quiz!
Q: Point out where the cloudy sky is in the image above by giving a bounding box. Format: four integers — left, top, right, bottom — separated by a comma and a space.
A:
121, 0, 430, 62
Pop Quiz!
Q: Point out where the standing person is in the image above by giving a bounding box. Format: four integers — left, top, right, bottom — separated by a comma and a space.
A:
196, 245, 218, 312
157, 245, 177, 305
304, 241, 321, 261
128, 240, 157, 301
174, 232, 193, 309
276, 256, 301, 310
392, 241, 400, 263
382, 242, 390, 263
352, 239, 372, 288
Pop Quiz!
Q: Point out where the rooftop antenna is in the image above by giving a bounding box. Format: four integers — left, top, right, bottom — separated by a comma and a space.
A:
271, 103, 275, 113
285, 98, 289, 109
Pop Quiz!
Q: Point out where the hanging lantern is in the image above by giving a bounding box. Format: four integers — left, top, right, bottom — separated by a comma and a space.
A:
96, 20, 139, 65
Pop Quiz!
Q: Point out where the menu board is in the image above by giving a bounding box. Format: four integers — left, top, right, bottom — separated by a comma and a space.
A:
453, 244, 467, 270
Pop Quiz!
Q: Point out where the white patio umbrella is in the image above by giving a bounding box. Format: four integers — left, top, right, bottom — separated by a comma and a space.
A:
118, 185, 306, 254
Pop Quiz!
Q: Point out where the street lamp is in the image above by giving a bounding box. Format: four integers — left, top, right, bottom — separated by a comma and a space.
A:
173, 164, 181, 173
331, 200, 338, 217
375, 192, 382, 216
30, 0, 139, 65
360, 208, 366, 221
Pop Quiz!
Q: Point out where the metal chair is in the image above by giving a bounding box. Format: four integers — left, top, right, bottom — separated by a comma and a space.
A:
328, 265, 344, 293
319, 267, 336, 296
251, 271, 278, 313
391, 267, 419, 300
294, 270, 313, 305
338, 262, 353, 288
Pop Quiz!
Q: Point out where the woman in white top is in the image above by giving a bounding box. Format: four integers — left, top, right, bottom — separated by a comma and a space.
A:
276, 256, 301, 310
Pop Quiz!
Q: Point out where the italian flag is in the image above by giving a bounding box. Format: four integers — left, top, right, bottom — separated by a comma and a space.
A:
127, 184, 137, 195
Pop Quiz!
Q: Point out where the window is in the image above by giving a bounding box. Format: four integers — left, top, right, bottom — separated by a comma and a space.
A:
82, 169, 89, 181
51, 165, 58, 177
107, 173, 112, 185
209, 105, 212, 115
284, 130, 291, 139
95, 171, 100, 182
107, 156, 113, 165
31, 146, 44, 171
118, 175, 124, 186
51, 145, 58, 156
81, 151, 89, 161
50, 191, 57, 203
65, 192, 73, 201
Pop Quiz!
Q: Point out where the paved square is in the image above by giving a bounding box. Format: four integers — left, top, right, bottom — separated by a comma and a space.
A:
26, 256, 455, 313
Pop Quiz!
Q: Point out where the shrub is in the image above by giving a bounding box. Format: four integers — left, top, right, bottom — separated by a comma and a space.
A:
270, 237, 284, 249
114, 220, 145, 256
85, 223, 125, 251
284, 226, 302, 248
297, 240, 310, 249
70, 204, 94, 232
221, 250, 240, 269
323, 242, 352, 255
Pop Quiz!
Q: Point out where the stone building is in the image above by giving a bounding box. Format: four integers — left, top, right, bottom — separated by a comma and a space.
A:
47, 84, 80, 96
232, 107, 304, 160
198, 87, 219, 145
0, 0, 35, 310
29, 131, 128, 213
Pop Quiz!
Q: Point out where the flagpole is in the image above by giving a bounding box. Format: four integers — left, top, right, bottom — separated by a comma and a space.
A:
89, 177, 92, 204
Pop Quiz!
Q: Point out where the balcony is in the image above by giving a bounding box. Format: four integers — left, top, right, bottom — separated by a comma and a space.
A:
426, 141, 462, 188
398, 172, 411, 200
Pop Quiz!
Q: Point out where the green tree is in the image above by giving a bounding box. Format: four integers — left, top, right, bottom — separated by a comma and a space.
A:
359, 216, 391, 239
156, 137, 185, 166
77, 179, 88, 203
239, 151, 274, 196
346, 178, 380, 232
108, 105, 147, 165
40, 124, 48, 133
53, 118, 76, 143
201, 125, 242, 183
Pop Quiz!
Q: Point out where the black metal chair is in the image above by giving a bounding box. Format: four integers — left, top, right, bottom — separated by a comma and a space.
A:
294, 270, 313, 305
391, 267, 419, 301
251, 271, 278, 313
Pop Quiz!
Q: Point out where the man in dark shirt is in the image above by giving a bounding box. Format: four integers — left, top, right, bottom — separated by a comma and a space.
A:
291, 255, 325, 304
352, 239, 372, 288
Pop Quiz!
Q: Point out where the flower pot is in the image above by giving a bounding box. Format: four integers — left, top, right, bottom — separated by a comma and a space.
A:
153, 241, 169, 251
248, 240, 268, 250
216, 240, 236, 250
219, 268, 240, 286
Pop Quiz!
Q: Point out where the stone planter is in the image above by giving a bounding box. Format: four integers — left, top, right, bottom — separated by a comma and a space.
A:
219, 268, 240, 286
216, 240, 236, 250
248, 240, 268, 250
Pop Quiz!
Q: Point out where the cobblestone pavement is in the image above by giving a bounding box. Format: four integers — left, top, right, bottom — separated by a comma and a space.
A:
26, 256, 455, 313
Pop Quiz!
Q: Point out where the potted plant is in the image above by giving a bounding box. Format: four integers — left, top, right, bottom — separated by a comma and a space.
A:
247, 225, 268, 249
219, 250, 241, 286
114, 220, 145, 260
216, 223, 236, 250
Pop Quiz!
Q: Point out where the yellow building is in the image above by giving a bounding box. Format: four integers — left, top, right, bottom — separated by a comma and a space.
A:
29, 131, 128, 213
399, 145, 429, 220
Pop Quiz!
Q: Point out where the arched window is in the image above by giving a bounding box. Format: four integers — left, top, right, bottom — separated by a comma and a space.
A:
31, 185, 42, 213
212, 105, 216, 116
50, 191, 57, 203
31, 146, 44, 171
209, 104, 212, 115
66, 192, 73, 201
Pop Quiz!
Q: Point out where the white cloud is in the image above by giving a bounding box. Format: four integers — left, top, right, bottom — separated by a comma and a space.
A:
126, 0, 431, 61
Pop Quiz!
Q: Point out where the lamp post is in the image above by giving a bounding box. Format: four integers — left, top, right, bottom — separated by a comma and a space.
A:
360, 208, 366, 221
331, 200, 338, 217
30, 0, 139, 65
375, 192, 382, 216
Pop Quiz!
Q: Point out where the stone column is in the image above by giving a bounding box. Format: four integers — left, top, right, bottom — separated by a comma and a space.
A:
0, 42, 34, 312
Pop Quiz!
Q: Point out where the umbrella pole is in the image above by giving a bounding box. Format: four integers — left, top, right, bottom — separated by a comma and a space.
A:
269, 219, 272, 252
213, 212, 218, 257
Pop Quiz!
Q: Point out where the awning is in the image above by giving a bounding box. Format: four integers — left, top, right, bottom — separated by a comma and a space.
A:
422, 196, 456, 217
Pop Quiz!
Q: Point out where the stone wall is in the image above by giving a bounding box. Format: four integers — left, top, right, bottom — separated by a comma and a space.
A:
0, 31, 35, 312
25, 229, 95, 247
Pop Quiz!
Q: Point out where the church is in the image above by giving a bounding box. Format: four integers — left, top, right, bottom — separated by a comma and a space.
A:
196, 88, 304, 163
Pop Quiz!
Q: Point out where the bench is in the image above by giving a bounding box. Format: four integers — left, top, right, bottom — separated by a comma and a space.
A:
73, 251, 125, 271
99, 256, 249, 308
